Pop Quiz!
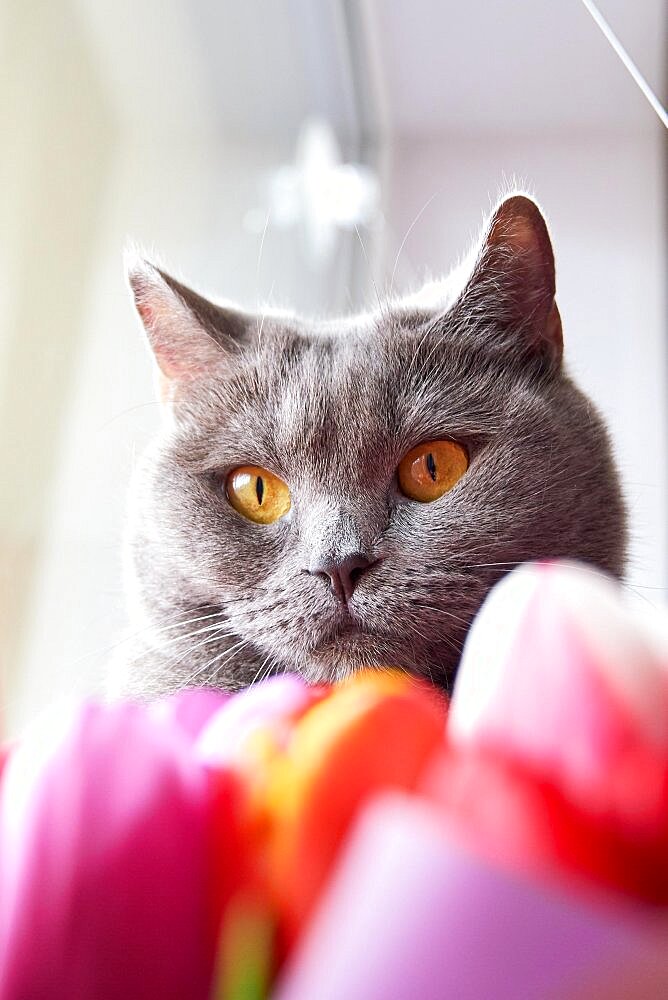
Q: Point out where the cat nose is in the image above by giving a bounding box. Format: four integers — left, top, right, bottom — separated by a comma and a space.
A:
308, 552, 377, 604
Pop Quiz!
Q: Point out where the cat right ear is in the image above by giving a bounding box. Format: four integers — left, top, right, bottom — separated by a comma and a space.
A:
453, 194, 563, 373
125, 252, 250, 402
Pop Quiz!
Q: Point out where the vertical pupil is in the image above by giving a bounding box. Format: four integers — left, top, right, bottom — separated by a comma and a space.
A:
426, 452, 437, 481
255, 475, 265, 505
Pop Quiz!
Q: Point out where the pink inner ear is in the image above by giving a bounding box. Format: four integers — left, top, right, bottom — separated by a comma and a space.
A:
503, 217, 536, 255
489, 212, 540, 258
152, 330, 223, 390
129, 262, 232, 390
135, 299, 155, 328
154, 339, 203, 384
136, 294, 215, 382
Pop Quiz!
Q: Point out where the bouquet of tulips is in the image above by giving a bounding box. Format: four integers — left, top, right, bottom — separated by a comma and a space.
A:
1, 561, 668, 1000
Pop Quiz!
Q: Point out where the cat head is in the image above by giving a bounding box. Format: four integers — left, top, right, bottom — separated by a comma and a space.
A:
123, 194, 626, 695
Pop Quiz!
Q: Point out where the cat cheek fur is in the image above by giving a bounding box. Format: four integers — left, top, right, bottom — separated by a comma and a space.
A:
116, 193, 627, 697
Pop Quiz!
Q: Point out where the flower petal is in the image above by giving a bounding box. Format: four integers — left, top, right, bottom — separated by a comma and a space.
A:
276, 793, 668, 1000
0, 702, 224, 1000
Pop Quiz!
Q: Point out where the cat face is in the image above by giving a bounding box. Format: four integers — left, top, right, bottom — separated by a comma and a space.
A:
123, 195, 626, 695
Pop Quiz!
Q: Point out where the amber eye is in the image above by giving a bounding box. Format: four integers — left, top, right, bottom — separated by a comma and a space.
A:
225, 465, 291, 524
398, 439, 468, 502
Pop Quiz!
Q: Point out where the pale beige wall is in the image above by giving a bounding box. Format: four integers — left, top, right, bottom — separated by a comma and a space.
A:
0, 0, 114, 729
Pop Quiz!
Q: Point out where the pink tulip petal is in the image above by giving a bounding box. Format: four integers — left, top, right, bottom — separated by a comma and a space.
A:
150, 687, 229, 742
197, 674, 317, 766
0, 701, 219, 1000
276, 793, 668, 1000
450, 561, 668, 794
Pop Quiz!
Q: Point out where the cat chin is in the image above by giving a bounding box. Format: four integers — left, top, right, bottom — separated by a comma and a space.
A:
297, 630, 387, 678
297, 626, 438, 685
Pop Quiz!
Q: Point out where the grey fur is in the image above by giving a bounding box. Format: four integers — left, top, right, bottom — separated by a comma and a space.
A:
118, 194, 626, 697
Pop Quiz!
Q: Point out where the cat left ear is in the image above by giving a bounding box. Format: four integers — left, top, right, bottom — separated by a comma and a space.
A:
125, 253, 251, 401
456, 194, 563, 371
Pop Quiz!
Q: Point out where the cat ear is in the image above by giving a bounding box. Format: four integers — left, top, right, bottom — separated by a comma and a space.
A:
456, 194, 563, 371
125, 253, 251, 400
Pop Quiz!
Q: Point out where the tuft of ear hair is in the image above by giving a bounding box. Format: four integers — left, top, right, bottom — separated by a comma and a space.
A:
125, 251, 251, 401
455, 194, 563, 372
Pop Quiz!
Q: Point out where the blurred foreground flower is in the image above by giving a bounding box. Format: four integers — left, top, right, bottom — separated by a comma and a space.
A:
0, 699, 232, 1000
275, 793, 668, 1000
1, 561, 667, 999
439, 561, 668, 901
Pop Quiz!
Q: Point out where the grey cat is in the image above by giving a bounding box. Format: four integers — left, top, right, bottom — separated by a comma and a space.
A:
118, 194, 626, 698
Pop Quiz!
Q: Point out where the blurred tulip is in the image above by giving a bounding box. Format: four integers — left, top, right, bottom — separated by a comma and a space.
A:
0, 746, 9, 781
263, 671, 446, 951
0, 700, 232, 1000
434, 561, 668, 901
197, 674, 322, 769
276, 793, 668, 1000
197, 674, 325, 900
150, 686, 229, 742
451, 561, 668, 790
422, 746, 668, 903
196, 676, 328, 994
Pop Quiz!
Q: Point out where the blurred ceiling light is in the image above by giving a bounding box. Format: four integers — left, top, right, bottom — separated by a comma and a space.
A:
244, 118, 380, 264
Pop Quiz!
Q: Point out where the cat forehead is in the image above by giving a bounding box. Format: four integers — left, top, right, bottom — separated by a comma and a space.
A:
256, 304, 441, 376
214, 305, 509, 434
239, 320, 411, 441
246, 310, 438, 415
179, 308, 509, 476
